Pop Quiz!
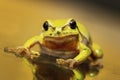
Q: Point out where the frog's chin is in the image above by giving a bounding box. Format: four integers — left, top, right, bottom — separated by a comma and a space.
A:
42, 34, 79, 51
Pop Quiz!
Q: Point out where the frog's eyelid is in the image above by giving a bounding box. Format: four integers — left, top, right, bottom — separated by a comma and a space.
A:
51, 26, 56, 30
61, 24, 68, 30
62, 25, 66, 28
63, 19, 77, 28
49, 25, 56, 30
62, 22, 75, 29
61, 23, 73, 30
45, 21, 55, 30
45, 20, 52, 27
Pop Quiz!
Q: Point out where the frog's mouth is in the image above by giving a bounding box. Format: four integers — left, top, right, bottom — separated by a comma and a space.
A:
42, 34, 79, 51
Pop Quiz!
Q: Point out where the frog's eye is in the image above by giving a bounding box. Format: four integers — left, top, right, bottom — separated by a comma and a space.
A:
69, 19, 77, 29
43, 21, 49, 31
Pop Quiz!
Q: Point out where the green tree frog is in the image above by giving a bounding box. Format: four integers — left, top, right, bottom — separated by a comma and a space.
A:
4, 18, 103, 80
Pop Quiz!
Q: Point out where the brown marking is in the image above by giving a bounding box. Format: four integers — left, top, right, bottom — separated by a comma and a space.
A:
42, 34, 79, 51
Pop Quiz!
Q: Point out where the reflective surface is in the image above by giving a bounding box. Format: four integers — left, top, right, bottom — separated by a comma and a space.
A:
0, 1, 120, 80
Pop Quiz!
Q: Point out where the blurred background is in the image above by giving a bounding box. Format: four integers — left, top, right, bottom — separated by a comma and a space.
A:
0, 0, 120, 80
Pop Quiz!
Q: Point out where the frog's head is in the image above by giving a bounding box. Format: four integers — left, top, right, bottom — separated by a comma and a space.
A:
42, 18, 79, 37
41, 18, 81, 51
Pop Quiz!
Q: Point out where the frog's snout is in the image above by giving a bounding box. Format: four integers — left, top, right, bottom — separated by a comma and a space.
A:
56, 31, 61, 35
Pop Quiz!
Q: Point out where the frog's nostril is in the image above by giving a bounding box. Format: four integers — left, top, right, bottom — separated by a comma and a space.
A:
57, 31, 61, 35
49, 33, 52, 35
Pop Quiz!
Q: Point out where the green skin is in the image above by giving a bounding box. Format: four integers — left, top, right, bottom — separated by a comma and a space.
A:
4, 18, 103, 80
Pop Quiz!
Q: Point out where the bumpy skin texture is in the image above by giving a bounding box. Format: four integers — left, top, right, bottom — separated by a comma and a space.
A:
4, 19, 103, 80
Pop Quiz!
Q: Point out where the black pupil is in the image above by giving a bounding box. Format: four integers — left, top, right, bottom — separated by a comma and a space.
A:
69, 19, 77, 29
43, 21, 49, 31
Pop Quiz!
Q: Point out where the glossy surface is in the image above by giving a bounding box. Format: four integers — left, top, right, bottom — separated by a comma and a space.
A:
0, 1, 120, 80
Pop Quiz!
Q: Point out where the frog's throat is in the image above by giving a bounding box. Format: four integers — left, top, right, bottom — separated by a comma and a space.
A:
42, 34, 79, 51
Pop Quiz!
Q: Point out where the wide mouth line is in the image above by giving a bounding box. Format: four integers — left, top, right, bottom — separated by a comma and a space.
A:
43, 34, 78, 43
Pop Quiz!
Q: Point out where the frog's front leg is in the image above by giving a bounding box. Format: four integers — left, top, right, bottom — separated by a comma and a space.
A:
71, 43, 91, 80
57, 43, 91, 80
74, 43, 91, 64
22, 35, 43, 58
4, 46, 32, 58
57, 43, 91, 67
4, 36, 42, 59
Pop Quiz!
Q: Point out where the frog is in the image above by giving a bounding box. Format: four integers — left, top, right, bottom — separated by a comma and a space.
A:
4, 18, 103, 80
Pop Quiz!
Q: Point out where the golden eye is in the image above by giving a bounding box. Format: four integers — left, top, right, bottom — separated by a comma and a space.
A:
69, 19, 77, 29
43, 21, 49, 31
